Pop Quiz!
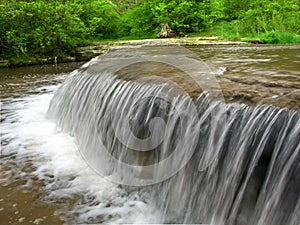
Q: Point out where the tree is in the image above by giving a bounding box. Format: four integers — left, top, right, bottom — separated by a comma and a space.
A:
0, 0, 120, 59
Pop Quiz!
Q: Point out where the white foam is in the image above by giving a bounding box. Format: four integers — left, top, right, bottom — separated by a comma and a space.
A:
1, 81, 160, 224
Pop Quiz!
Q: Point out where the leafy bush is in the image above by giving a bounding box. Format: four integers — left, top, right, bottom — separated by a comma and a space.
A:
117, 1, 159, 37
0, 0, 119, 59
0, 1, 87, 58
79, 0, 119, 39
241, 0, 300, 34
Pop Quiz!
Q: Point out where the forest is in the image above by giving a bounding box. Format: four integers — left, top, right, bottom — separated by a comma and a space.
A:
1, 0, 300, 61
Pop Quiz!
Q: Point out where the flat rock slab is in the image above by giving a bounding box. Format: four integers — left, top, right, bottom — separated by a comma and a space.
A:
74, 38, 246, 61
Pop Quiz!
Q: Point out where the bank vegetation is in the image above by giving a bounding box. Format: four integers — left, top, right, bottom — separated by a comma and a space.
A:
1, 0, 299, 65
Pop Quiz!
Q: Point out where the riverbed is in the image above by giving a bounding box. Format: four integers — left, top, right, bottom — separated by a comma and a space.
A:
1, 45, 299, 224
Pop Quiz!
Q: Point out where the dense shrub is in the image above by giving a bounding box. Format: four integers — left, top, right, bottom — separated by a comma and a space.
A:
0, 0, 118, 59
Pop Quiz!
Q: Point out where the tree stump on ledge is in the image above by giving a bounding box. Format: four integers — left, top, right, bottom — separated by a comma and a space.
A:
157, 23, 176, 38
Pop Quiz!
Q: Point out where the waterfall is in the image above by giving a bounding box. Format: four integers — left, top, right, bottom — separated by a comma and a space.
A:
47, 49, 299, 225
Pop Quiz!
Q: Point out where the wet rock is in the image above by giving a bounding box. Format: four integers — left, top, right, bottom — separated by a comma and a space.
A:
217, 75, 300, 110
74, 44, 113, 61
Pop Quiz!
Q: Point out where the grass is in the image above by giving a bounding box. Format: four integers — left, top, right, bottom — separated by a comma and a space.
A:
259, 31, 300, 44
194, 21, 300, 44
81, 34, 157, 44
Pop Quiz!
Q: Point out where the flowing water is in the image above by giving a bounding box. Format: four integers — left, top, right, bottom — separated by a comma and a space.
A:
1, 45, 299, 225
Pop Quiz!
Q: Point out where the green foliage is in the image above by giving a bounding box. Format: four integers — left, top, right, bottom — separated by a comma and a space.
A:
78, 0, 119, 39
203, 20, 242, 40
240, 0, 300, 34
1, 1, 83, 58
0, 0, 119, 59
117, 1, 158, 37
223, 0, 250, 20
147, 0, 217, 33
116, 0, 225, 37
1, 0, 300, 61
196, 0, 300, 43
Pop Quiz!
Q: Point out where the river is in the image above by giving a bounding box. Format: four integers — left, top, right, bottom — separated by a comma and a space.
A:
0, 45, 299, 225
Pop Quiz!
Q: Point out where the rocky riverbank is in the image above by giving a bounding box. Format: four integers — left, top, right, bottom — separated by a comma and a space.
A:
0, 37, 245, 68
73, 37, 246, 61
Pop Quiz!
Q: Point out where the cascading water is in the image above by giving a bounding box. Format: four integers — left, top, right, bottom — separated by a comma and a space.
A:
47, 47, 299, 225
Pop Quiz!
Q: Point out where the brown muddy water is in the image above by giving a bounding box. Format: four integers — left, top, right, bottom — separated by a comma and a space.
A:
0, 45, 299, 225
187, 44, 300, 109
1, 62, 85, 225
